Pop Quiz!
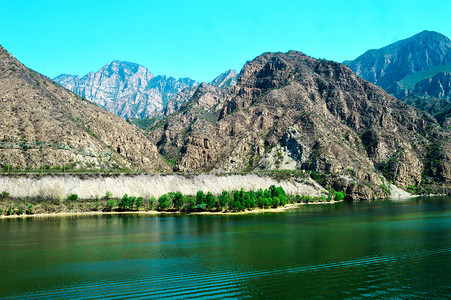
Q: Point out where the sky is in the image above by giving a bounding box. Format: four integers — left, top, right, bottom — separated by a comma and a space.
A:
0, 0, 450, 82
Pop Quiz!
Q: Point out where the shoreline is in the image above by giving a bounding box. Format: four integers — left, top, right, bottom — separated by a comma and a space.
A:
0, 201, 344, 219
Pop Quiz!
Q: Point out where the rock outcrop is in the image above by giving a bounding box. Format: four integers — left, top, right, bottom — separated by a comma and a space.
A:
210, 69, 238, 88
0, 45, 170, 172
148, 51, 450, 199
54, 61, 198, 119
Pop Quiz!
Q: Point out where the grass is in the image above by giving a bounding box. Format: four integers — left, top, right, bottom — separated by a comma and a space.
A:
398, 64, 451, 90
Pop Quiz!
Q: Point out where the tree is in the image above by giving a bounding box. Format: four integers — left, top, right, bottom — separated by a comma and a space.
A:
173, 191, 186, 211
135, 197, 143, 210
218, 190, 230, 210
104, 199, 115, 212
158, 194, 171, 210
206, 192, 217, 210
196, 190, 206, 206
185, 196, 196, 211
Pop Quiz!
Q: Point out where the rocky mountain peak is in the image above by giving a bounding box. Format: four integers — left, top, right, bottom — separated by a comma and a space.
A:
148, 50, 450, 198
210, 69, 238, 88
344, 31, 451, 90
54, 61, 198, 119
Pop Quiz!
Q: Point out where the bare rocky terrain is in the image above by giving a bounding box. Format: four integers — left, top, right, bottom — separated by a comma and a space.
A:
54, 61, 198, 119
0, 45, 170, 172
148, 51, 450, 199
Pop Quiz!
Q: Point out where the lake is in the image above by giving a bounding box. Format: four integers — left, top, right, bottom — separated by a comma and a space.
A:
0, 196, 450, 299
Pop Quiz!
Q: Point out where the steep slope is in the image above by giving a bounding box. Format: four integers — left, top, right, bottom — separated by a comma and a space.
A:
413, 71, 451, 99
0, 45, 170, 172
54, 61, 198, 119
209, 69, 238, 88
148, 51, 450, 198
344, 30, 451, 92
127, 70, 240, 130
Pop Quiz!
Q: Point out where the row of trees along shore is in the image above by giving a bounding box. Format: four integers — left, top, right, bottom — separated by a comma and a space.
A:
103, 186, 345, 213
0, 186, 345, 215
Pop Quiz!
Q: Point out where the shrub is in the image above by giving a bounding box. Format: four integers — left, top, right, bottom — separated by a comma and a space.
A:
333, 190, 345, 201
27, 204, 34, 215
118, 194, 136, 211
6, 206, 13, 216
0, 191, 10, 199
104, 191, 113, 199
67, 194, 79, 201
104, 199, 116, 212
17, 206, 24, 215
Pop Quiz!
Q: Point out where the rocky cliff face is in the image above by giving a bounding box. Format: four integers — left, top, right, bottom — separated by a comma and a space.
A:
210, 69, 238, 88
54, 61, 198, 119
0, 45, 170, 172
148, 51, 450, 199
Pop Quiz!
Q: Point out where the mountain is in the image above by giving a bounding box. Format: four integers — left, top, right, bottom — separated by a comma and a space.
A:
209, 69, 238, 88
344, 31, 451, 124
0, 45, 170, 172
148, 51, 450, 198
54, 61, 198, 119
127, 69, 240, 130
344, 30, 451, 92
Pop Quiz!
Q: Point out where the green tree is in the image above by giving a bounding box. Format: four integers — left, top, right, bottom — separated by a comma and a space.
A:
158, 194, 171, 210
173, 191, 186, 211
105, 199, 115, 212
185, 196, 196, 212
147, 197, 156, 210
135, 197, 143, 210
271, 197, 280, 208
196, 190, 206, 206
205, 192, 217, 210
218, 191, 230, 210
27, 204, 34, 215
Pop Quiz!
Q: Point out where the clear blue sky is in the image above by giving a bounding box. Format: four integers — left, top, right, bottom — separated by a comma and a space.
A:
1, 0, 450, 82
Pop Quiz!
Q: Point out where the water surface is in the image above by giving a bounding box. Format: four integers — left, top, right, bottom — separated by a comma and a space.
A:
1, 196, 450, 299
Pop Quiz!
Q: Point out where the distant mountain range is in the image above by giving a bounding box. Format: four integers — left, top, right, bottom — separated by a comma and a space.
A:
54, 62, 238, 120
344, 30, 451, 126
54, 61, 198, 119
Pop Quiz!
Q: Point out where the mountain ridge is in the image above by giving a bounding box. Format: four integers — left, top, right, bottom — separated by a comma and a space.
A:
147, 50, 450, 198
0, 45, 170, 172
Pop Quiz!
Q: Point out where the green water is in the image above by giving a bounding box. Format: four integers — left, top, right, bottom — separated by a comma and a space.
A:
0, 196, 450, 299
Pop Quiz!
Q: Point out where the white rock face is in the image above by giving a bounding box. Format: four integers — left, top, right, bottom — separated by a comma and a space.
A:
54, 61, 198, 119
0, 174, 326, 199
210, 69, 238, 88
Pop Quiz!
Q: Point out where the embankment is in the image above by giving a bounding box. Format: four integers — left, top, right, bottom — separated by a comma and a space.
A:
0, 173, 326, 199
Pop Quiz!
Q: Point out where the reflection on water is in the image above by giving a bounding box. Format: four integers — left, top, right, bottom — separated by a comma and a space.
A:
0, 196, 450, 299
